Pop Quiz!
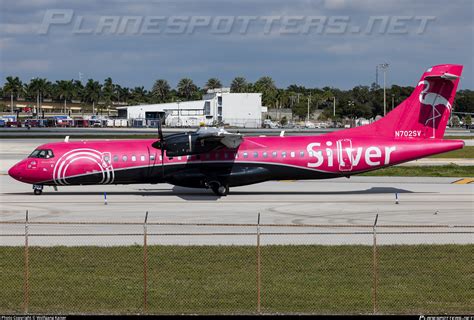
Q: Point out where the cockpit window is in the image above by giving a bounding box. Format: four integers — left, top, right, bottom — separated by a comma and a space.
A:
28, 149, 54, 159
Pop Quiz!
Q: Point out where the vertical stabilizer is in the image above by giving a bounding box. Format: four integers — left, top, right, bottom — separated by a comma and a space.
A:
343, 64, 463, 139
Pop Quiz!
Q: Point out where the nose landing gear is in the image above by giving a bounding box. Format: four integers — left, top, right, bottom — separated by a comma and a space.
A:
33, 184, 43, 195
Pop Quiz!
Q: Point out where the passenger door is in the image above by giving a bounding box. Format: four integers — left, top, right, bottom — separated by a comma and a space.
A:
147, 146, 160, 181
36, 149, 55, 174
336, 139, 353, 172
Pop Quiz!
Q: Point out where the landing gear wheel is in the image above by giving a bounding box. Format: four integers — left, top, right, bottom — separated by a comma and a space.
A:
211, 183, 229, 197
33, 184, 43, 195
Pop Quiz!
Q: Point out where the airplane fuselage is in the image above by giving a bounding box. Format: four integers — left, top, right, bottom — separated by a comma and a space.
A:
8, 135, 464, 190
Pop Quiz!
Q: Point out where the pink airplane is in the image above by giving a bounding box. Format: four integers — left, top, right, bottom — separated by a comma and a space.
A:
8, 64, 464, 196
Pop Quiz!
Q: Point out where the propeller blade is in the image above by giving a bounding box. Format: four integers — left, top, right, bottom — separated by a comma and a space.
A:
152, 114, 165, 149
158, 114, 165, 177
158, 114, 164, 142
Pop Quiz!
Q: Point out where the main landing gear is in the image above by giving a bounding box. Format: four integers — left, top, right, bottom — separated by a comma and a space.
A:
33, 184, 43, 195
208, 181, 229, 197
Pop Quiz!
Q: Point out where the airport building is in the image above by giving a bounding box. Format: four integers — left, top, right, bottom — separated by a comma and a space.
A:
117, 88, 263, 128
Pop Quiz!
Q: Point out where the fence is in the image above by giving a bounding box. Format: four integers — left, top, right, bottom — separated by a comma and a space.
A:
0, 211, 473, 315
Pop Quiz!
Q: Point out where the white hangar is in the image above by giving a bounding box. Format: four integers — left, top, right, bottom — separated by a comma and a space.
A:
117, 88, 263, 128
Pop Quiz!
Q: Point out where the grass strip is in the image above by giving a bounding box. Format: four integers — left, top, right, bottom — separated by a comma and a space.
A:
0, 244, 472, 314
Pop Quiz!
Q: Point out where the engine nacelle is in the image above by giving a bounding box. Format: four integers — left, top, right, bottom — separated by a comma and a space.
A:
159, 132, 222, 157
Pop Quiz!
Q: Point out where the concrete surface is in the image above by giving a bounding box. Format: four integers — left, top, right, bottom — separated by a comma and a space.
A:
0, 175, 472, 246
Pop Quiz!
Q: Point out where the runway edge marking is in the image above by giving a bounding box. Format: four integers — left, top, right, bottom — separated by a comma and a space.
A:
452, 178, 474, 184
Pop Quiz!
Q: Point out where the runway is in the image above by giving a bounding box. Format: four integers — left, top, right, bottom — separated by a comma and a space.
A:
0, 174, 472, 246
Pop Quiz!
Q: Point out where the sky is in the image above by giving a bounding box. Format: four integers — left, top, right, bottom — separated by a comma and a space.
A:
0, 0, 473, 90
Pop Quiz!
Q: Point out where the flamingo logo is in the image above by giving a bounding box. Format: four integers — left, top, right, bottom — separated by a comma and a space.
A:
418, 80, 452, 127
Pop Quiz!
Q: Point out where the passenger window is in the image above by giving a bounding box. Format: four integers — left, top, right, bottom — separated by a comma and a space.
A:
253, 152, 258, 158
224, 153, 228, 159
104, 155, 110, 163
243, 152, 248, 158
140, 155, 146, 161
122, 155, 128, 162
150, 155, 155, 161
206, 153, 210, 160
263, 152, 268, 158
131, 155, 136, 162
113, 155, 119, 162
290, 151, 295, 158
272, 151, 277, 158
282, 152, 287, 158
300, 151, 305, 157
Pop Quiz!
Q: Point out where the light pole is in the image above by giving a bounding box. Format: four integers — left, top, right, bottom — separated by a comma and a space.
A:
10, 89, 14, 115
307, 93, 311, 122
348, 100, 355, 127
378, 63, 389, 116
375, 65, 378, 86
177, 100, 181, 127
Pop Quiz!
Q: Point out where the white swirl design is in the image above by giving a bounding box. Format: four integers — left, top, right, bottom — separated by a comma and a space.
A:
53, 148, 114, 185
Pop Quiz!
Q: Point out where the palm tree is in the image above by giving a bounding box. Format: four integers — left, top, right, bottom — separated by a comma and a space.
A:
114, 85, 129, 103
28, 78, 50, 116
177, 78, 198, 100
152, 79, 171, 103
73, 80, 84, 102
83, 79, 102, 114
103, 77, 114, 105
230, 77, 248, 93
205, 78, 222, 90
254, 76, 277, 107
130, 87, 148, 105
56, 80, 75, 114
3, 76, 23, 114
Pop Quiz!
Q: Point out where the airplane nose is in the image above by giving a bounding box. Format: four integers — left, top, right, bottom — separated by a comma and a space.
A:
8, 163, 22, 181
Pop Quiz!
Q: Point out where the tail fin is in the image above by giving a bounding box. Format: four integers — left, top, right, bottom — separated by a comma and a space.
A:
344, 64, 463, 139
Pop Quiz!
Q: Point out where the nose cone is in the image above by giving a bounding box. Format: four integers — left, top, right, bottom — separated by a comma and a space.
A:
8, 163, 23, 182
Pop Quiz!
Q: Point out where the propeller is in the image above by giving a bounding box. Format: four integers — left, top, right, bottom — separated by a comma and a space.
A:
151, 115, 166, 178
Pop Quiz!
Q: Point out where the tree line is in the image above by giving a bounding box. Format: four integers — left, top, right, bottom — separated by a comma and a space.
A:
2, 75, 473, 120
